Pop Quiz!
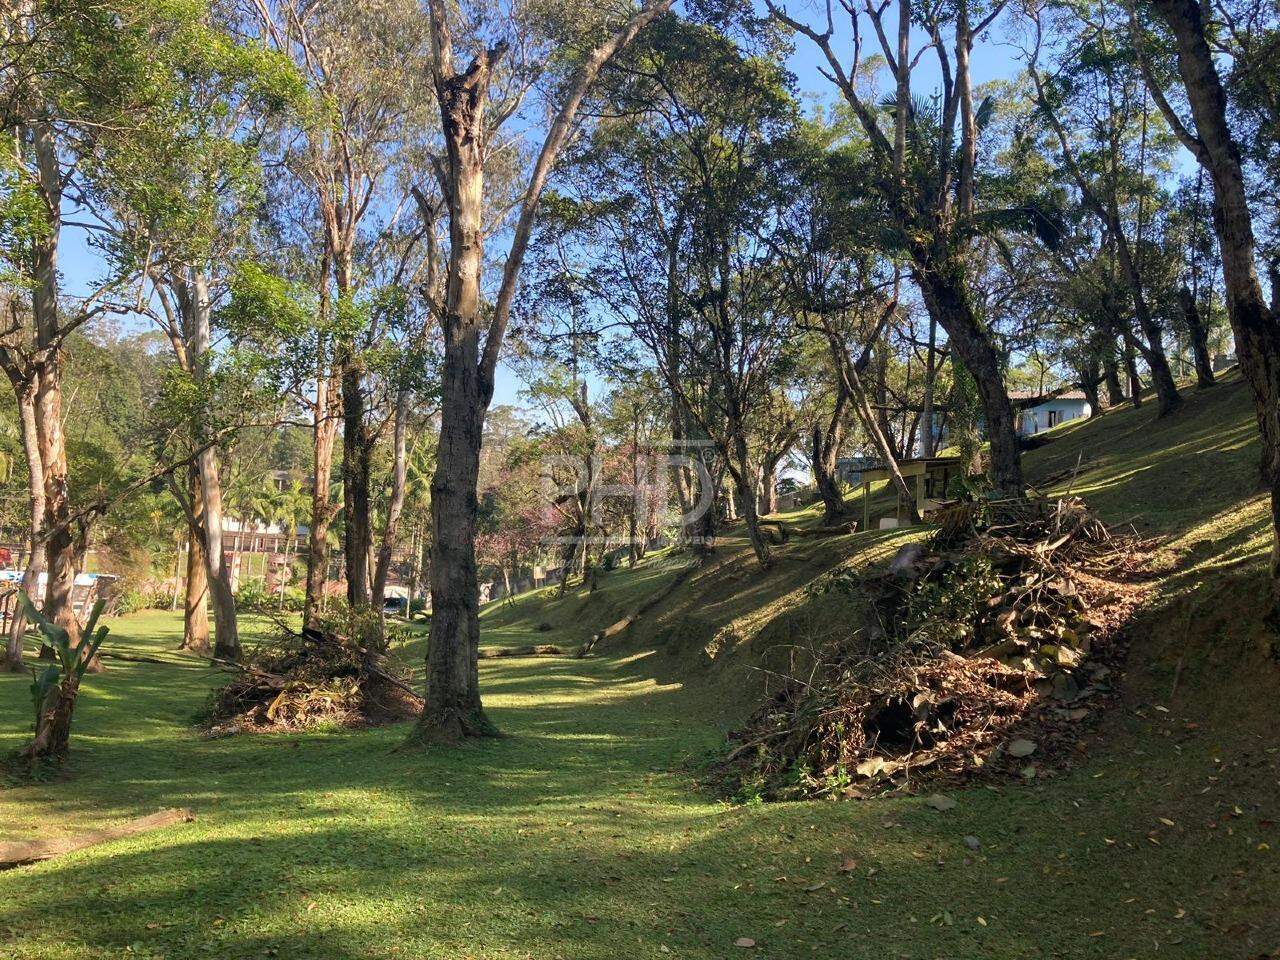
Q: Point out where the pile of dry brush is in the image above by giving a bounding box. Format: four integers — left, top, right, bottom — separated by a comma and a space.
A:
719, 496, 1149, 800
203, 625, 420, 734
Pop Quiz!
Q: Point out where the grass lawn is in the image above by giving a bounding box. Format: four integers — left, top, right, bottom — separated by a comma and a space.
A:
1, 374, 1277, 959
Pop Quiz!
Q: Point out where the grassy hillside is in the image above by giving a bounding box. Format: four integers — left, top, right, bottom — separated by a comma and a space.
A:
0, 371, 1276, 959
484, 370, 1279, 722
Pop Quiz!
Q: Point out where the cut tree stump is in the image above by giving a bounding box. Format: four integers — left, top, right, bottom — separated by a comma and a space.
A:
0, 808, 195, 869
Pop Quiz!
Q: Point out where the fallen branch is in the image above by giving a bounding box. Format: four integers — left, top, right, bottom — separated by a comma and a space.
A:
98, 651, 205, 668
478, 644, 567, 659
790, 520, 860, 539
576, 561, 699, 658
0, 808, 194, 869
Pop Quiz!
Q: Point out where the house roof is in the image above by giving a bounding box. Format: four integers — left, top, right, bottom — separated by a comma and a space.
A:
1008, 389, 1088, 403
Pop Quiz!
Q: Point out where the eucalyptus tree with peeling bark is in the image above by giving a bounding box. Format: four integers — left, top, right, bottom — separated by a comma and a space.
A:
249, 0, 434, 622
0, 302, 47, 671
411, 0, 674, 742
88, 8, 305, 661
0, 0, 170, 654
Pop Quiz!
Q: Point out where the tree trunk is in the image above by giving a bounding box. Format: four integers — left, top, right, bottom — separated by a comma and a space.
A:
694, 469, 719, 556
1077, 354, 1101, 419
415, 526, 430, 612
831, 332, 919, 524
914, 259, 1023, 493
179, 269, 239, 660
1103, 333, 1124, 406
1135, 316, 1181, 414
181, 468, 210, 654
812, 420, 847, 525
28, 120, 81, 654
196, 445, 237, 660
728, 432, 770, 567
663, 218, 699, 549
304, 371, 338, 626
1179, 285, 1215, 388
1123, 335, 1142, 407
340, 344, 373, 611
758, 457, 779, 517
406, 525, 419, 608
372, 393, 410, 616
669, 400, 695, 546
5, 381, 46, 671
34, 337, 79, 656
873, 345, 897, 459
628, 472, 641, 567
413, 0, 673, 742
1151, 0, 1280, 620
419, 326, 488, 739
628, 411, 642, 566
919, 313, 939, 457
1112, 242, 1182, 415
414, 37, 497, 742
304, 236, 337, 626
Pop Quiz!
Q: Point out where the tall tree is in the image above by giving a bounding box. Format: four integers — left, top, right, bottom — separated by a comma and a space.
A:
1134, 0, 1280, 619
1027, 0, 1182, 415
766, 0, 1028, 493
92, 13, 303, 660
0, 306, 46, 670
410, 0, 673, 742
0, 0, 176, 652
249, 0, 433, 622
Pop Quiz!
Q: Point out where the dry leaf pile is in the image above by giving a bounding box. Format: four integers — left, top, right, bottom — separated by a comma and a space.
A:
719, 497, 1148, 800
204, 626, 420, 734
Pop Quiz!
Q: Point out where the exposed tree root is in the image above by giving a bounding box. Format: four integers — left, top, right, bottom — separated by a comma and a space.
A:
0, 809, 194, 870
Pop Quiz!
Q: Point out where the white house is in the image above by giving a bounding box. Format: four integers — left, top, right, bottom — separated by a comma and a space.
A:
1010, 389, 1091, 436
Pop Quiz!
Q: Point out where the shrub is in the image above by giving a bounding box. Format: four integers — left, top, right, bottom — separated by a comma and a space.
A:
110, 585, 172, 616
234, 579, 277, 612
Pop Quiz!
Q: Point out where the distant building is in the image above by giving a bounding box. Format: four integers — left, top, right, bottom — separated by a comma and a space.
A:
834, 455, 883, 487
1009, 389, 1091, 436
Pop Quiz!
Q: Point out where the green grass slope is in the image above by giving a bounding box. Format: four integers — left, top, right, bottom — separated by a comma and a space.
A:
0, 371, 1276, 959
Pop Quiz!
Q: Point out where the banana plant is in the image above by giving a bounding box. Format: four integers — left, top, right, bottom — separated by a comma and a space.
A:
19, 592, 109, 761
